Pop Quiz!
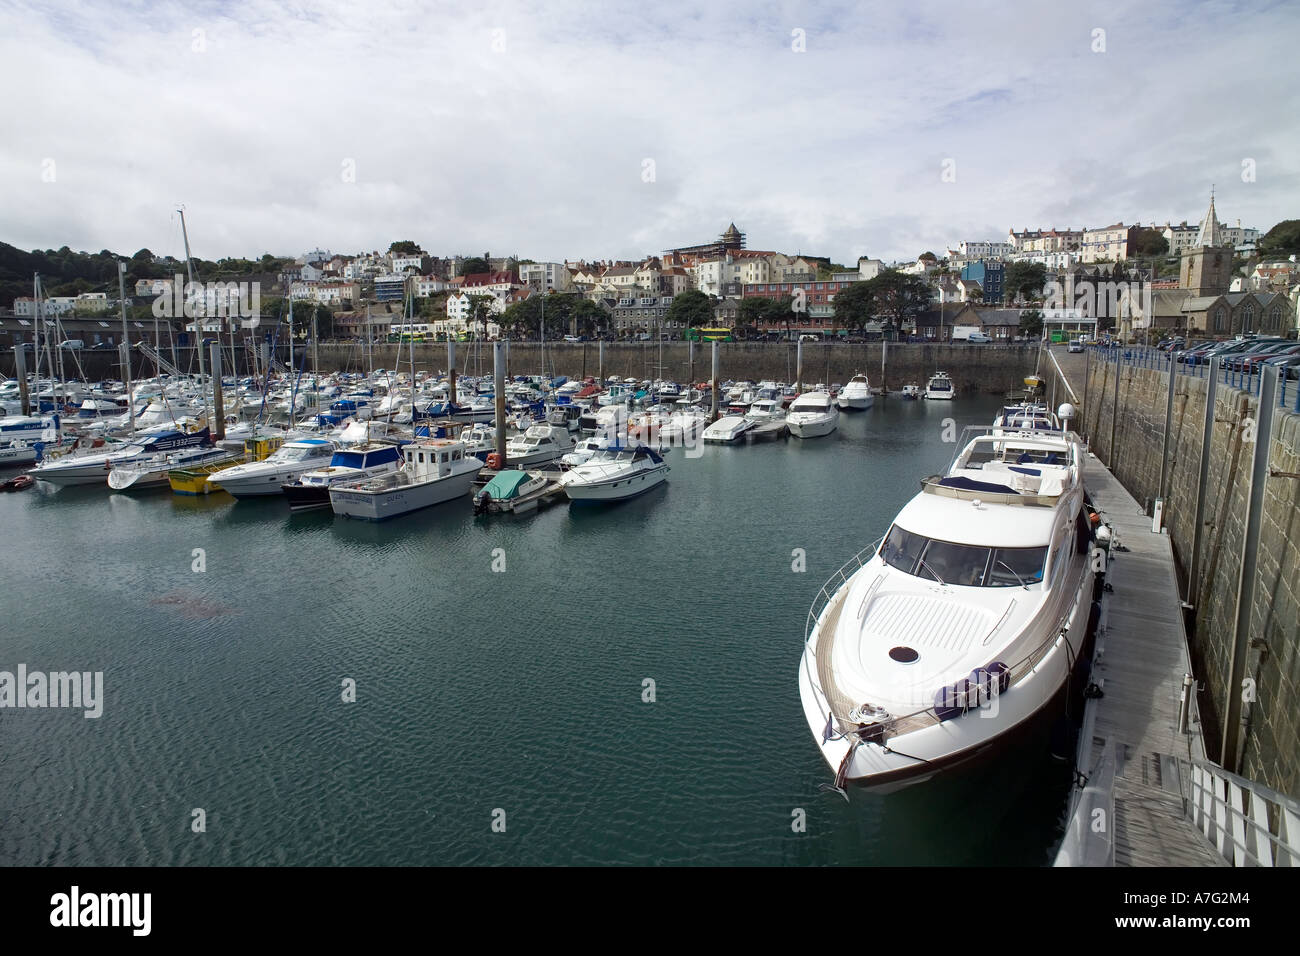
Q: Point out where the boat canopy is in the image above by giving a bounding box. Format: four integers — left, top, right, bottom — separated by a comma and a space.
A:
482, 470, 532, 499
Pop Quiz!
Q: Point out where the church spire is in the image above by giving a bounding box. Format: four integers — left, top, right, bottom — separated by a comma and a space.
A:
1196, 186, 1223, 248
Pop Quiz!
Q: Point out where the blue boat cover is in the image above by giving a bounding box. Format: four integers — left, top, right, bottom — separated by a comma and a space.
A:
938, 475, 1018, 495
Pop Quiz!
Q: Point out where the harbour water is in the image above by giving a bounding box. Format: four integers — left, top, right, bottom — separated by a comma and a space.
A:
0, 394, 1076, 865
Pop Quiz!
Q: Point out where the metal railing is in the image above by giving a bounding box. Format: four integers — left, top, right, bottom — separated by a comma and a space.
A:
1090, 342, 1300, 412
1177, 757, 1300, 866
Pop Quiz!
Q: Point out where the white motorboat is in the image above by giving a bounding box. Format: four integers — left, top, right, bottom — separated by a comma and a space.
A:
282, 443, 403, 511
901, 384, 921, 400
560, 445, 668, 502
330, 438, 482, 520
797, 420, 1096, 793
836, 374, 875, 411
505, 423, 576, 467
925, 372, 955, 400
786, 391, 839, 439
0, 414, 63, 467
744, 400, 788, 441
107, 445, 238, 492
208, 438, 337, 498
29, 427, 212, 487
702, 415, 755, 443
560, 434, 617, 467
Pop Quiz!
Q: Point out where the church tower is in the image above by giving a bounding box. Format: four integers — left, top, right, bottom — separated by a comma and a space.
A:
1180, 189, 1232, 296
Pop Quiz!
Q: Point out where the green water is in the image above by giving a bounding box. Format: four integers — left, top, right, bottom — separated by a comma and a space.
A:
0, 395, 1075, 865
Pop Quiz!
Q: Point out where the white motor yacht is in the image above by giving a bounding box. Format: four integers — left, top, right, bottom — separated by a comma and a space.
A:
208, 438, 337, 498
28, 427, 212, 487
798, 417, 1096, 793
505, 424, 576, 467
925, 372, 955, 400
786, 391, 839, 439
836, 374, 875, 411
560, 445, 669, 503
702, 415, 755, 443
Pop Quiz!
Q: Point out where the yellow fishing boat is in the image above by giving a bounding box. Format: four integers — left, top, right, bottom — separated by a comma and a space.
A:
168, 435, 285, 495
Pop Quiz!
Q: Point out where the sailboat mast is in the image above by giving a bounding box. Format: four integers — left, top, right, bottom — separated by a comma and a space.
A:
31, 273, 41, 403
178, 207, 207, 426
118, 261, 135, 432
408, 282, 417, 439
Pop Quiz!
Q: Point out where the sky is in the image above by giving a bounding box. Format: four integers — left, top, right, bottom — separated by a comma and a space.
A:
3, 0, 1298, 267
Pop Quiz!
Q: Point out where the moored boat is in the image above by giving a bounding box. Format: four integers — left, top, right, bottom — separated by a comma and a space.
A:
924, 372, 955, 400
786, 391, 839, 439
798, 420, 1097, 793
330, 438, 482, 520
559, 444, 668, 502
282, 443, 403, 512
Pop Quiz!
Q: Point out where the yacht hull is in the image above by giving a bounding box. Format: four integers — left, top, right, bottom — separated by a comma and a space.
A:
330, 469, 479, 521
799, 562, 1095, 793
836, 393, 874, 410
787, 414, 838, 439
564, 465, 667, 502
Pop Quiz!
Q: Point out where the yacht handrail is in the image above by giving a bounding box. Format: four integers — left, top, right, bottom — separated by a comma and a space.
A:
802, 534, 886, 721
920, 473, 1067, 508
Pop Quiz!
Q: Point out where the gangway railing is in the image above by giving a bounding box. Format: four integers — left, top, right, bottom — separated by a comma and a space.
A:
136, 342, 185, 379
1177, 757, 1300, 866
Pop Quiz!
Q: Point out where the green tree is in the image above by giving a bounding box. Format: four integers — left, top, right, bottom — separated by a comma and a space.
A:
832, 281, 875, 331
1019, 308, 1044, 339
388, 240, 421, 256
863, 270, 930, 332
738, 296, 773, 329
466, 294, 497, 338
1004, 262, 1048, 304
571, 298, 609, 337
1258, 219, 1300, 259
460, 257, 490, 275
665, 289, 713, 330
1130, 227, 1168, 257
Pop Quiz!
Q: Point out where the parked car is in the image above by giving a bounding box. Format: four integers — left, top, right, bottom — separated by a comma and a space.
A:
1239, 343, 1300, 372
58, 339, 85, 350
1067, 339, 1085, 353
964, 332, 992, 343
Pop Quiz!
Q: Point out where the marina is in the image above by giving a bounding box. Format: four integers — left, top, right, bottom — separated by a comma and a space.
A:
0, 393, 1089, 866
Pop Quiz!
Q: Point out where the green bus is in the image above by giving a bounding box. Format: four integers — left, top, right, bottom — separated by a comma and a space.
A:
686, 327, 735, 342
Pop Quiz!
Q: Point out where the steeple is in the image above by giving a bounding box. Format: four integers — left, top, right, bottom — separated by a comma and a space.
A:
1196, 186, 1224, 248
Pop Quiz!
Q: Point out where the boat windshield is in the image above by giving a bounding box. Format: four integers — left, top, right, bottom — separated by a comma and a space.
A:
879, 525, 1047, 587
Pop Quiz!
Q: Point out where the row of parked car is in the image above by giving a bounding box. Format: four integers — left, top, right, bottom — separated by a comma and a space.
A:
1171, 336, 1300, 377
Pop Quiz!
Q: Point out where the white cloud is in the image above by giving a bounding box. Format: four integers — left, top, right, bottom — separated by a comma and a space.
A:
2, 0, 1297, 266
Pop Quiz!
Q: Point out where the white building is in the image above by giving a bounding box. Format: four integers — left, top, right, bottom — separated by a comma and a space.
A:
446, 291, 506, 322
415, 276, 451, 298
957, 241, 1012, 259
518, 262, 574, 293
390, 253, 426, 274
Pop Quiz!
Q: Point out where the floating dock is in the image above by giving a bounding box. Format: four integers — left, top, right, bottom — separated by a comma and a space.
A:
1055, 452, 1224, 866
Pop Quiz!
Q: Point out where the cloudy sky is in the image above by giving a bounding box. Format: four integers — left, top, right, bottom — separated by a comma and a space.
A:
4, 0, 1298, 266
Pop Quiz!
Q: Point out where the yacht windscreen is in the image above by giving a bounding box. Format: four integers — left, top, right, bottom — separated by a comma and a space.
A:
880, 525, 1047, 587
